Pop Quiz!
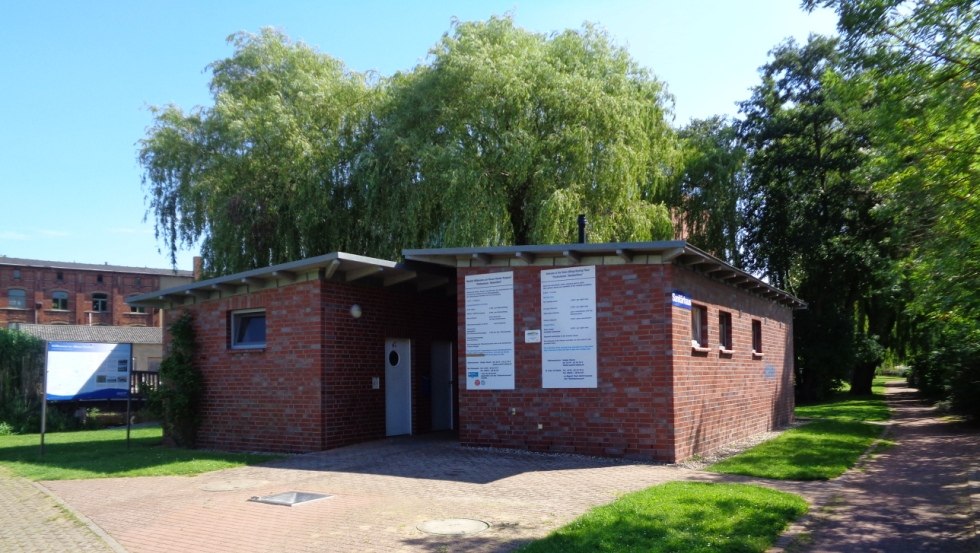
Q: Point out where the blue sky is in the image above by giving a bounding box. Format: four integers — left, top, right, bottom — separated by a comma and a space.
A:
0, 1, 837, 272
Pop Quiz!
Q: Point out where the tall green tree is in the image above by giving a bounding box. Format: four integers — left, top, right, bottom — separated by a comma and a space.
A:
359, 17, 679, 253
140, 20, 681, 273
139, 29, 374, 275
807, 0, 979, 414
739, 36, 892, 399
670, 117, 746, 266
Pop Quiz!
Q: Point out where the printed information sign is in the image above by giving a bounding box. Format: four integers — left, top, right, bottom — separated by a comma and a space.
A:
464, 272, 515, 390
541, 266, 597, 388
45, 341, 132, 401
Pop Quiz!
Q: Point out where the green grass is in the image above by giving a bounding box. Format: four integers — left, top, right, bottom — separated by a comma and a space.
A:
708, 377, 893, 480
518, 482, 807, 553
0, 426, 279, 481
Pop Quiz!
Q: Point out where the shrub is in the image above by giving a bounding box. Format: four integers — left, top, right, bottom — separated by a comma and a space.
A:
147, 312, 203, 447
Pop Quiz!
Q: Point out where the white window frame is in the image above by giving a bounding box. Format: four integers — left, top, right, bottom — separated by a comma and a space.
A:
231, 309, 266, 350
51, 291, 69, 310
7, 289, 27, 309
91, 292, 109, 312
691, 304, 708, 350
719, 310, 733, 352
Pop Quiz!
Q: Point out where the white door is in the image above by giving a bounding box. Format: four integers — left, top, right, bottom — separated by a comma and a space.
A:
385, 338, 412, 436
430, 341, 454, 431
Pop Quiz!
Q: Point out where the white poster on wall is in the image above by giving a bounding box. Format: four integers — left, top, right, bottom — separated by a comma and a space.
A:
464, 272, 515, 390
45, 342, 132, 401
541, 265, 597, 388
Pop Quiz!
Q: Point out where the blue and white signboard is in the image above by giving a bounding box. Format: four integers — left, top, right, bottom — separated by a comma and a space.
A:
541, 265, 597, 388
45, 342, 132, 401
671, 291, 692, 310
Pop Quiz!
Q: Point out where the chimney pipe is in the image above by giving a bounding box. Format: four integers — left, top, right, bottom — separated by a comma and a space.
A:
577, 214, 587, 244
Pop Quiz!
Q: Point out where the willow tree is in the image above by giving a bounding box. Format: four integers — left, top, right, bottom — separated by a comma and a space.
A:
139, 29, 374, 275
358, 17, 679, 253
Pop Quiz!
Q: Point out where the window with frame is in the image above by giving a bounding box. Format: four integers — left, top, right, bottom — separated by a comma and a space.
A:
7, 289, 26, 309
56, 271, 64, 282
91, 292, 108, 312
691, 304, 708, 348
13, 269, 21, 280
719, 311, 733, 351
231, 310, 266, 349
752, 319, 763, 355
127, 295, 145, 313
51, 291, 69, 310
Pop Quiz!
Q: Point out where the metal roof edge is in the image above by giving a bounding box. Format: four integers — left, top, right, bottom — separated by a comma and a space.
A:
402, 241, 806, 309
127, 252, 412, 306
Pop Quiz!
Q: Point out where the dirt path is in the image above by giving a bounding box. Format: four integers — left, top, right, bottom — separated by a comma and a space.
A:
785, 382, 979, 552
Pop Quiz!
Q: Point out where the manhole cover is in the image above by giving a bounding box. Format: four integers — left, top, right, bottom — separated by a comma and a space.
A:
417, 518, 490, 535
248, 491, 332, 507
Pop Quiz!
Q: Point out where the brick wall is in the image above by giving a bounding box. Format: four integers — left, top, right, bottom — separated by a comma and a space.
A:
457, 265, 674, 460
456, 263, 796, 463
174, 281, 326, 453
668, 265, 795, 461
167, 278, 456, 454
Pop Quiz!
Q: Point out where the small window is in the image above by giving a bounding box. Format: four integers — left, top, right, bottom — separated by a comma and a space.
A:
7, 289, 26, 309
56, 271, 64, 282
97, 274, 104, 284
752, 320, 763, 355
12, 269, 21, 280
719, 311, 733, 351
691, 304, 708, 348
130, 305, 146, 314
52, 291, 69, 310
231, 310, 266, 349
92, 292, 108, 312
135, 276, 142, 286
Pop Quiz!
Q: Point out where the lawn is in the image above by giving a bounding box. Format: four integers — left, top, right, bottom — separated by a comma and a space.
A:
0, 426, 278, 480
708, 377, 893, 480
518, 482, 807, 553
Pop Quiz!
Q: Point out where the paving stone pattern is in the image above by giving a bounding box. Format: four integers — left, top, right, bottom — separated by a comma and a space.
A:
4, 381, 977, 552
0, 466, 111, 552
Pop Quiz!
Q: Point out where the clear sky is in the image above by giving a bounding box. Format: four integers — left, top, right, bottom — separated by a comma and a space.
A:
0, 1, 837, 272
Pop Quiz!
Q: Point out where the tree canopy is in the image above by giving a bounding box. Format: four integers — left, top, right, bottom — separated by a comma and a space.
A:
140, 19, 680, 274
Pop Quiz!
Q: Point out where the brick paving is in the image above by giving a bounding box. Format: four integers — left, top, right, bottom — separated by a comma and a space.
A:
4, 381, 977, 552
0, 466, 114, 552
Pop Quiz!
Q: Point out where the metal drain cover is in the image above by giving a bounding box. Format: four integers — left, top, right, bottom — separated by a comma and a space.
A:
417, 518, 490, 535
248, 491, 332, 507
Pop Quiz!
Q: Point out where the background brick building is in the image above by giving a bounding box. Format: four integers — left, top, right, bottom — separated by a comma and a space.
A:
0, 257, 192, 328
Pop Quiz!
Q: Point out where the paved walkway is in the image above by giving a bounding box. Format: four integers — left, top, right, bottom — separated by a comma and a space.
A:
1, 382, 976, 552
0, 465, 116, 552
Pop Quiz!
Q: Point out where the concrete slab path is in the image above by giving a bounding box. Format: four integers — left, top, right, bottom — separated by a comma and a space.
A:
2, 381, 976, 552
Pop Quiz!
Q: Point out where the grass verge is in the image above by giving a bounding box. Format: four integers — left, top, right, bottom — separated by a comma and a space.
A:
708, 377, 893, 480
518, 481, 807, 553
0, 426, 279, 480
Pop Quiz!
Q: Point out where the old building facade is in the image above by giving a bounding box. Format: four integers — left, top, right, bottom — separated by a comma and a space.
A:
0, 257, 192, 328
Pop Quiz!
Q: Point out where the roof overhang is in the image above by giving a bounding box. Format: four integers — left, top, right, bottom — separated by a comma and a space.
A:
127, 252, 453, 309
404, 241, 806, 309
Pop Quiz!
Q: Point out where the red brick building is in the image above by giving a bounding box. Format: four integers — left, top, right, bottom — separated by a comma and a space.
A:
131, 242, 803, 462
0, 257, 192, 328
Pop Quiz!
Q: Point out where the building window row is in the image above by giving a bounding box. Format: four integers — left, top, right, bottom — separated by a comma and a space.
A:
690, 303, 763, 357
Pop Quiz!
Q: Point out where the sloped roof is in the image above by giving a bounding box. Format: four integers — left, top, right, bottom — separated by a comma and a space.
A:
0, 256, 191, 277
15, 324, 162, 344
127, 251, 453, 308
404, 240, 806, 309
